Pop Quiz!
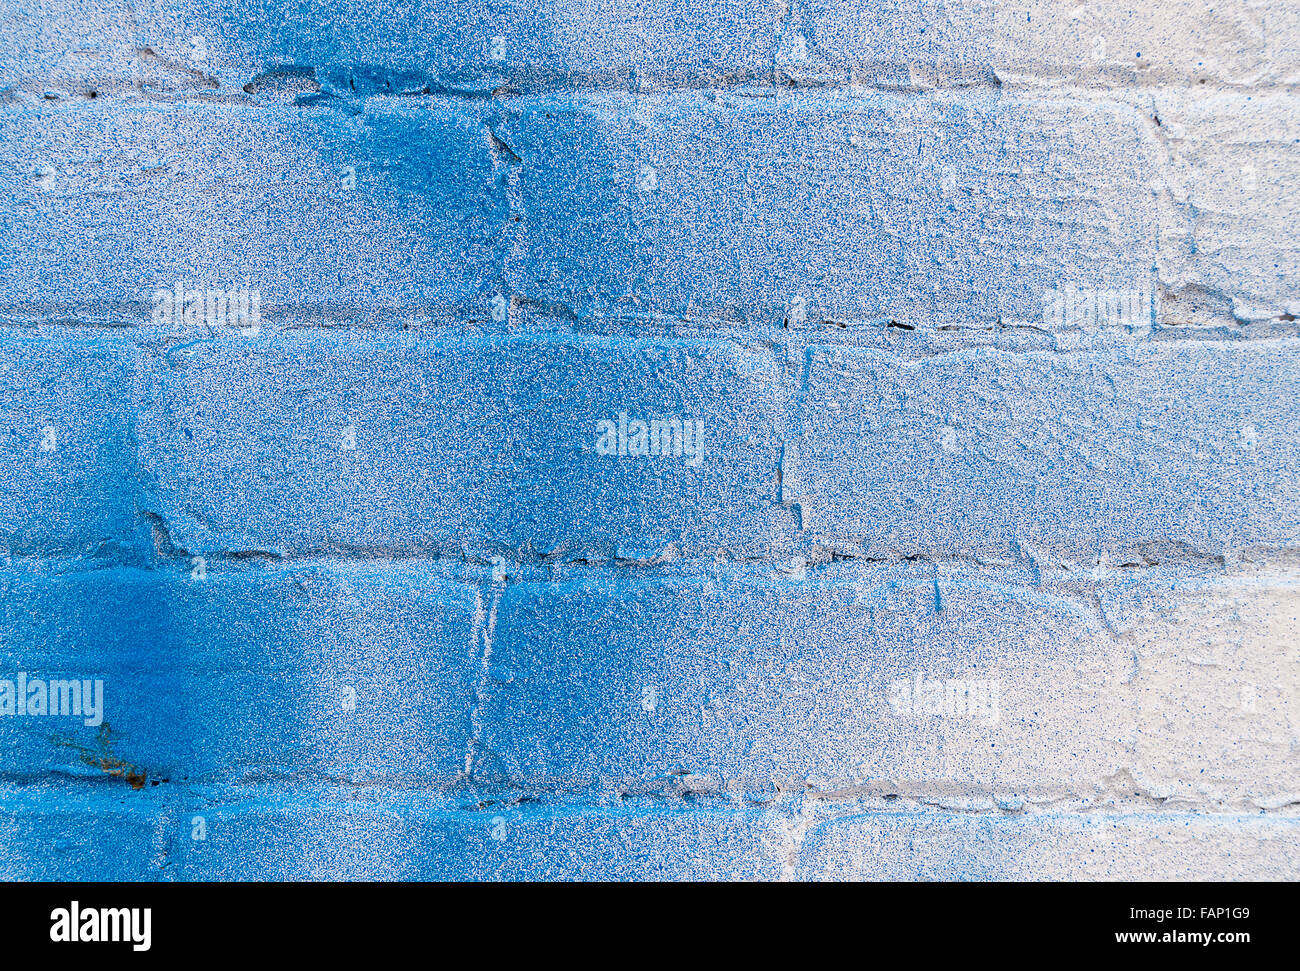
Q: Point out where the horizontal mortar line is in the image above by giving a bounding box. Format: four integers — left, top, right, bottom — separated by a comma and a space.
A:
13, 74, 1300, 105
1, 318, 1296, 350
3, 306, 1293, 325
1, 774, 1297, 819
5, 545, 1300, 577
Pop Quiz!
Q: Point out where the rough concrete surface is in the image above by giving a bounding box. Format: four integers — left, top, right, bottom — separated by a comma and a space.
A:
0, 0, 1297, 879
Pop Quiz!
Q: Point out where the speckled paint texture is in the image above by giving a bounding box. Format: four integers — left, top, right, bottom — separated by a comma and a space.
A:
0, 1, 1298, 880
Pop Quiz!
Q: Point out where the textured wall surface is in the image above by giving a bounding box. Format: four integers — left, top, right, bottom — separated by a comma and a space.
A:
1, 0, 1298, 880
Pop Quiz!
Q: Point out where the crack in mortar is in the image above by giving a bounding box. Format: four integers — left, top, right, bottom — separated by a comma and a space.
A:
484, 121, 525, 324
461, 577, 505, 781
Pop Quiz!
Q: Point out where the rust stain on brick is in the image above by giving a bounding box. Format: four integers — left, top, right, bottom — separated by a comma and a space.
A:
55, 724, 148, 790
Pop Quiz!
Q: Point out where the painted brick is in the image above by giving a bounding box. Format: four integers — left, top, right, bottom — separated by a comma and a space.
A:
0, 328, 141, 556
7, 1, 1297, 97
180, 795, 784, 881
1150, 90, 1300, 324
798, 1, 1300, 88
1098, 569, 1300, 808
135, 332, 790, 558
499, 90, 1159, 328
794, 811, 1300, 881
0, 100, 503, 316
787, 341, 1300, 560
0, 785, 787, 880
0, 786, 169, 881
0, 563, 481, 785
476, 562, 1300, 808
477, 564, 1122, 798
5, 559, 1291, 808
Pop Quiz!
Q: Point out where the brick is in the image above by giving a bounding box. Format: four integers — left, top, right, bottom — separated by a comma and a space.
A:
475, 561, 1300, 808
1150, 90, 1300, 324
0, 563, 481, 784
3, 0, 1298, 885
1098, 569, 1300, 808
0, 100, 502, 317
135, 332, 789, 558
799, 1, 1298, 88
0, 328, 142, 556
179, 793, 782, 880
794, 811, 1300, 881
787, 341, 1300, 559
0, 784, 786, 880
0, 785, 169, 880
500, 90, 1159, 328
476, 562, 1125, 798
10, 92, 1293, 333
187, 0, 782, 93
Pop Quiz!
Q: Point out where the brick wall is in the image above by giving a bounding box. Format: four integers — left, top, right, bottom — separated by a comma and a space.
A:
1, 0, 1298, 879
